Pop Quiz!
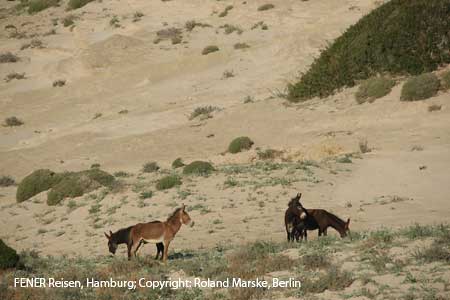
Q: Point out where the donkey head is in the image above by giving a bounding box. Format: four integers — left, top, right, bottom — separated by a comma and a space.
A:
340, 218, 351, 238
288, 192, 303, 209
180, 204, 194, 227
104, 230, 118, 254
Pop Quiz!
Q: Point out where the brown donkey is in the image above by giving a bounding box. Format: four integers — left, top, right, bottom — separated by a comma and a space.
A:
128, 204, 194, 261
295, 208, 350, 240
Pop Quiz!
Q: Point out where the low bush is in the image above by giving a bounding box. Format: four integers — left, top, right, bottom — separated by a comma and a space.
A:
228, 136, 254, 154
67, 0, 93, 10
16, 169, 61, 202
172, 158, 185, 169
4, 72, 25, 83
183, 161, 214, 176
202, 45, 219, 55
0, 52, 19, 63
258, 4, 275, 11
355, 76, 395, 104
27, 0, 60, 14
156, 175, 181, 190
47, 174, 94, 206
142, 162, 160, 173
0, 176, 15, 187
3, 117, 24, 127
401, 73, 440, 101
441, 70, 450, 90
0, 239, 19, 269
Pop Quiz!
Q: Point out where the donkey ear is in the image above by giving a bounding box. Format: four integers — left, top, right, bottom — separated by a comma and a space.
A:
297, 192, 302, 198
109, 230, 113, 236
346, 218, 351, 229
104, 232, 110, 239
181, 203, 186, 210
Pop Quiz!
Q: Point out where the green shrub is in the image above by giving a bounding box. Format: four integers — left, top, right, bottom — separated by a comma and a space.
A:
0, 239, 19, 269
202, 45, 219, 55
0, 52, 19, 63
47, 169, 115, 205
4, 116, 23, 127
183, 161, 215, 176
172, 158, 185, 169
156, 175, 181, 190
142, 162, 160, 173
355, 76, 395, 104
441, 70, 450, 90
400, 73, 440, 101
258, 4, 275, 11
28, 0, 59, 14
287, 0, 450, 101
47, 175, 91, 206
16, 169, 61, 202
67, 0, 93, 10
228, 136, 254, 154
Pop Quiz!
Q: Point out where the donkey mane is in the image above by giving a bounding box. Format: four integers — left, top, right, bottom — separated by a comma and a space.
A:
326, 211, 346, 227
167, 207, 182, 221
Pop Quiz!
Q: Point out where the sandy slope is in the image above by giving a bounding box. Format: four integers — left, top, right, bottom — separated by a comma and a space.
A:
1, 0, 450, 263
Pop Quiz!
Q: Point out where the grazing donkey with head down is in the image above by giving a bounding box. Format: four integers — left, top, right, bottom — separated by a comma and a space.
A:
104, 226, 164, 260
128, 204, 194, 262
294, 208, 350, 240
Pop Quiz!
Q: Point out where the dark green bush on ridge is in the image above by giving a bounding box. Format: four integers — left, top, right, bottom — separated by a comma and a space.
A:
0, 239, 19, 269
401, 73, 440, 101
288, 0, 450, 102
228, 136, 254, 154
156, 175, 181, 190
68, 0, 94, 10
16, 169, 62, 202
172, 158, 185, 169
183, 161, 215, 176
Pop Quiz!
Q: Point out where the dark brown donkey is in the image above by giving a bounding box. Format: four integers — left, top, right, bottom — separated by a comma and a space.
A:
295, 208, 350, 240
284, 193, 313, 242
104, 226, 164, 259
128, 204, 194, 262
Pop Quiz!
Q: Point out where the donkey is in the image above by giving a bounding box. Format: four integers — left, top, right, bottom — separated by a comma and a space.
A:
104, 226, 164, 260
294, 208, 350, 240
128, 204, 194, 262
284, 193, 313, 242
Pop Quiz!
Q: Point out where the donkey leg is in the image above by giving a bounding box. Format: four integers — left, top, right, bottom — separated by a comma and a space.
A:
127, 242, 132, 260
155, 243, 163, 260
163, 240, 171, 262
304, 230, 308, 242
323, 228, 328, 236
130, 240, 140, 259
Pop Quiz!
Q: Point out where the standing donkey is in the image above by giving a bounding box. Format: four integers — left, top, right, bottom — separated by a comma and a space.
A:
294, 208, 350, 240
284, 193, 313, 242
128, 204, 194, 262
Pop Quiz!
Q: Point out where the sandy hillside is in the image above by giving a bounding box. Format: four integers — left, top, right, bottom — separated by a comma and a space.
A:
1, 0, 450, 264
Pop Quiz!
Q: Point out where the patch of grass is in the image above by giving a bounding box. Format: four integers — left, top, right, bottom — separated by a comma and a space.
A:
220, 24, 243, 35
441, 69, 450, 90
27, 0, 59, 14
258, 3, 275, 11
0, 52, 19, 63
0, 239, 19, 269
189, 106, 220, 120
132, 11, 144, 22
20, 39, 43, 50
355, 76, 395, 104
183, 161, 215, 176
218, 5, 233, 17
113, 171, 130, 177
287, 0, 450, 101
228, 136, 254, 154
359, 139, 371, 153
4, 72, 25, 83
336, 155, 352, 163
257, 149, 283, 160
0, 176, 16, 187
401, 73, 440, 101
62, 15, 76, 27
414, 240, 450, 263
142, 162, 160, 173
52, 79, 66, 87
428, 104, 442, 112
67, 0, 93, 9
234, 42, 250, 50
172, 158, 185, 169
109, 15, 120, 28
155, 27, 182, 44
301, 252, 331, 270
139, 191, 153, 199
202, 45, 219, 55
251, 21, 268, 30
185, 20, 211, 31
88, 203, 101, 214
300, 265, 353, 294
222, 70, 234, 79
156, 175, 181, 190
3, 116, 24, 127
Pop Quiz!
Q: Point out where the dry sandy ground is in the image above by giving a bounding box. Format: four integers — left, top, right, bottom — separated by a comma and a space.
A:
0, 0, 450, 284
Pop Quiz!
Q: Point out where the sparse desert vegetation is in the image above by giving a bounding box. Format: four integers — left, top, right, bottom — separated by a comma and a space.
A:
400, 73, 440, 101
355, 76, 395, 104
183, 161, 214, 175
156, 175, 181, 190
3, 116, 24, 127
67, 0, 94, 10
0, 176, 16, 187
4, 72, 25, 82
258, 3, 275, 11
142, 161, 160, 173
202, 45, 219, 55
228, 136, 254, 154
0, 52, 19, 63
